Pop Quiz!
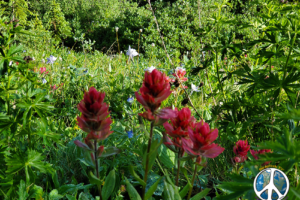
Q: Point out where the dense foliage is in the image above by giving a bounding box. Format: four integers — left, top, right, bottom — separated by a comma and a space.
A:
0, 0, 300, 199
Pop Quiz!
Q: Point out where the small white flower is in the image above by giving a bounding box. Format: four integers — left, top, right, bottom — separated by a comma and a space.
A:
41, 59, 45, 64
151, 43, 155, 47
59, 57, 62, 61
140, 29, 143, 33
144, 66, 156, 73
120, 51, 123, 54
13, 105, 16, 109
47, 55, 57, 64
109, 63, 112, 72
115, 27, 119, 32
32, 57, 35, 61
90, 74, 93, 77
42, 77, 47, 84
67, 67, 70, 69
220, 102, 223, 105
63, 67, 65, 70
175, 67, 185, 72
9, 61, 13, 66
191, 84, 200, 92
126, 46, 139, 62
186, 51, 189, 55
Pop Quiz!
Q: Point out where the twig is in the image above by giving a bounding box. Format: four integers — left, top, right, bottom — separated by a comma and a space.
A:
147, 0, 202, 119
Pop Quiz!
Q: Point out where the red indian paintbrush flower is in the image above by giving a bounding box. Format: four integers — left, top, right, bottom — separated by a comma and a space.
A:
40, 67, 46, 74
233, 140, 250, 163
181, 120, 224, 163
163, 107, 196, 138
250, 149, 272, 166
77, 87, 113, 140
135, 69, 177, 125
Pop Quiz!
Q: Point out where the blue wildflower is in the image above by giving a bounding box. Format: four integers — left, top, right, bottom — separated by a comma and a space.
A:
127, 130, 133, 138
83, 69, 88, 74
23, 50, 26, 53
127, 97, 134, 104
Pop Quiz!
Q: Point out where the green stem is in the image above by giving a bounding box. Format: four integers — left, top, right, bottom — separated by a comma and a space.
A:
94, 140, 103, 200
176, 150, 181, 186
283, 32, 297, 81
187, 164, 198, 200
142, 122, 154, 200
116, 32, 120, 55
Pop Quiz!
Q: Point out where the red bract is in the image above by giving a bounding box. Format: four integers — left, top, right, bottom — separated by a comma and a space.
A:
250, 149, 272, 166
51, 85, 57, 90
135, 69, 177, 125
181, 120, 224, 162
163, 107, 196, 138
40, 67, 46, 74
233, 140, 250, 163
77, 87, 113, 140
171, 67, 188, 82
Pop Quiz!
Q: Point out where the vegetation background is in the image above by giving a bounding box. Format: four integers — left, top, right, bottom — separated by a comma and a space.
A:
0, 0, 300, 199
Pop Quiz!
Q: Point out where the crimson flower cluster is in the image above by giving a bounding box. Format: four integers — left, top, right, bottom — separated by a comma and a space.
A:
233, 140, 272, 165
74, 87, 113, 163
163, 107, 224, 164
135, 69, 177, 125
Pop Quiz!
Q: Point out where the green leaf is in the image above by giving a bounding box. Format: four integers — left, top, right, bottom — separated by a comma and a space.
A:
158, 145, 175, 169
78, 192, 89, 200
49, 189, 64, 199
190, 188, 211, 200
125, 178, 142, 200
17, 180, 29, 200
128, 165, 146, 187
99, 146, 120, 158
162, 180, 181, 200
214, 190, 245, 200
87, 171, 102, 185
102, 170, 116, 200
179, 183, 191, 198
144, 176, 163, 200
52, 171, 60, 189
66, 194, 77, 200
143, 139, 163, 171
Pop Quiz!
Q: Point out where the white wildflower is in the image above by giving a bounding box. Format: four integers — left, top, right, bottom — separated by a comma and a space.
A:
126, 46, 139, 62
190, 83, 200, 96
151, 43, 155, 47
47, 55, 57, 64
144, 66, 156, 73
41, 59, 45, 64
9, 61, 13, 66
140, 29, 143, 33
42, 77, 47, 84
109, 63, 112, 72
115, 27, 119, 32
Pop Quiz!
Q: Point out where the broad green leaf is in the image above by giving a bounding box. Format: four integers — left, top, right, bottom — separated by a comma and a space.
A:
128, 165, 146, 187
214, 190, 245, 200
87, 171, 102, 185
179, 183, 191, 198
144, 176, 163, 200
78, 192, 89, 200
99, 146, 120, 158
102, 169, 116, 200
190, 188, 211, 200
163, 180, 181, 200
49, 189, 64, 199
66, 194, 77, 200
125, 178, 142, 200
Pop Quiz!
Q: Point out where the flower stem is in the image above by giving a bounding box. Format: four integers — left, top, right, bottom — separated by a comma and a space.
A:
176, 150, 181, 186
142, 122, 154, 200
116, 32, 120, 55
94, 140, 103, 200
187, 164, 198, 200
